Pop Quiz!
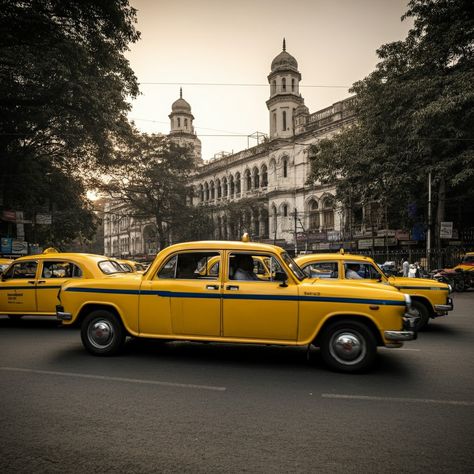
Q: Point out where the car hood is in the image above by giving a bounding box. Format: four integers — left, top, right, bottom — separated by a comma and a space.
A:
388, 276, 449, 289
304, 278, 401, 294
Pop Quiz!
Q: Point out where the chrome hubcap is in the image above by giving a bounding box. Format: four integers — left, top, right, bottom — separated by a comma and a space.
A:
329, 331, 366, 365
88, 319, 114, 349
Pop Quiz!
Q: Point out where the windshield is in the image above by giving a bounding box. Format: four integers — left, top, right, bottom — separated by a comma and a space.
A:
374, 263, 389, 278
98, 260, 128, 275
281, 252, 306, 280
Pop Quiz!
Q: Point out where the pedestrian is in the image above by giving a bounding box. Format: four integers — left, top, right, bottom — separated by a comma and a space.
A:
402, 257, 409, 277
408, 263, 417, 278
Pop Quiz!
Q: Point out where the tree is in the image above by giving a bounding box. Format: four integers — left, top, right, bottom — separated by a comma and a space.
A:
307, 0, 474, 245
0, 0, 140, 245
97, 133, 198, 250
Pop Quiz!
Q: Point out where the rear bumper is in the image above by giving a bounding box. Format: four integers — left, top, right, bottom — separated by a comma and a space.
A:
56, 305, 72, 321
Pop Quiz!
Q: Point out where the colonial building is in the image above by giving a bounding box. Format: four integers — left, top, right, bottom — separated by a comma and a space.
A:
103, 41, 356, 258
191, 40, 356, 252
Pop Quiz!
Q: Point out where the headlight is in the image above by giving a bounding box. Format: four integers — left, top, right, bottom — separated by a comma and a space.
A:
404, 293, 412, 310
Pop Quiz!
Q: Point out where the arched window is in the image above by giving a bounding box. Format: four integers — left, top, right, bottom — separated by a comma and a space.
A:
245, 169, 252, 191
252, 167, 259, 189
204, 182, 209, 201
308, 200, 320, 230
177, 117, 181, 127
322, 197, 335, 230
229, 175, 235, 197
282, 157, 288, 178
271, 204, 277, 236
261, 164, 268, 187
272, 112, 277, 133
271, 80, 276, 94
235, 172, 241, 195
184, 118, 188, 128
216, 179, 222, 199
223, 177, 228, 198
291, 78, 295, 92
282, 111, 287, 131
282, 78, 286, 91
210, 181, 215, 200
199, 184, 204, 202
282, 204, 288, 217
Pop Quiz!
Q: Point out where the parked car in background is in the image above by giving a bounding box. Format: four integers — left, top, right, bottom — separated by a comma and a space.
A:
116, 259, 148, 273
0, 251, 131, 318
295, 250, 453, 331
56, 238, 416, 372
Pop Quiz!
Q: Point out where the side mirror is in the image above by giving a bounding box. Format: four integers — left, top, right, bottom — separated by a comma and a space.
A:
274, 271, 288, 287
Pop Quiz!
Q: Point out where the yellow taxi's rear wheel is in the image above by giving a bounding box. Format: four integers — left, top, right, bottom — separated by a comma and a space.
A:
320, 320, 376, 373
81, 310, 125, 356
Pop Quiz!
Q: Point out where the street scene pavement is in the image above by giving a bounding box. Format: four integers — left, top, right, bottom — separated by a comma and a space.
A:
0, 293, 473, 473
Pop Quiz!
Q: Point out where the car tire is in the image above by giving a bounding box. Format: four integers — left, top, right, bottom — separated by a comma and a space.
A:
411, 300, 430, 331
320, 320, 377, 373
81, 310, 125, 356
454, 280, 465, 292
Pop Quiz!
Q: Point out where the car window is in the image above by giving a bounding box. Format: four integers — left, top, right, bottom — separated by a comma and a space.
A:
158, 252, 220, 280
303, 261, 338, 278
462, 255, 474, 264
42, 261, 83, 278
3, 261, 38, 279
98, 260, 127, 275
344, 262, 381, 279
229, 253, 286, 282
281, 252, 306, 280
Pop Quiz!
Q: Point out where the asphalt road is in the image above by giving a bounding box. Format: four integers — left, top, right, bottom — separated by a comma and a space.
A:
1, 293, 473, 473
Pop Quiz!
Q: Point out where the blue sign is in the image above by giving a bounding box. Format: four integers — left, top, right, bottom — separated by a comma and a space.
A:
1, 238, 12, 253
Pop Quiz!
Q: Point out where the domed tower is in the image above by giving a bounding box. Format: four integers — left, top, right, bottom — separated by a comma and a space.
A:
168, 88, 202, 163
266, 39, 304, 140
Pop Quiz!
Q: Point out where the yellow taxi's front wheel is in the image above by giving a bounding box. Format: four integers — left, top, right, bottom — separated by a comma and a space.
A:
81, 310, 125, 356
320, 320, 377, 373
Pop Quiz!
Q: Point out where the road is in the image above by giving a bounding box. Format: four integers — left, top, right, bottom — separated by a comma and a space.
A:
0, 293, 473, 473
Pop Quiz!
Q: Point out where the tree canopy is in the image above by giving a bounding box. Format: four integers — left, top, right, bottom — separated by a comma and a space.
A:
307, 0, 474, 236
0, 0, 140, 246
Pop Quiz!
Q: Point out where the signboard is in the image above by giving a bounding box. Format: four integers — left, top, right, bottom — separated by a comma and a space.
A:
36, 213, 52, 225
395, 230, 410, 241
11, 240, 28, 255
327, 230, 341, 241
1, 238, 12, 253
440, 221, 453, 239
1, 210, 16, 222
358, 237, 397, 250
377, 229, 396, 237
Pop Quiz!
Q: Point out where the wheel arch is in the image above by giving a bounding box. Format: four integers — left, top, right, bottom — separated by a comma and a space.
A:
312, 314, 384, 347
410, 295, 434, 317
75, 303, 134, 336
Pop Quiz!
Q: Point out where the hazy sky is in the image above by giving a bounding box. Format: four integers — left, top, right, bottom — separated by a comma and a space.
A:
126, 0, 412, 160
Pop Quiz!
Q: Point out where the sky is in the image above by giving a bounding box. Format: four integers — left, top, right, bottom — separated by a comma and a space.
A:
126, 0, 412, 161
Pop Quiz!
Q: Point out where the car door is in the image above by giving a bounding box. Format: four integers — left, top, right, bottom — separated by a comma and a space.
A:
139, 251, 222, 337
222, 251, 298, 341
36, 260, 83, 313
0, 260, 38, 314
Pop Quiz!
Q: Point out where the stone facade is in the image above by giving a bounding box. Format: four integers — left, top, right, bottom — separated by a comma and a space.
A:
103, 41, 356, 258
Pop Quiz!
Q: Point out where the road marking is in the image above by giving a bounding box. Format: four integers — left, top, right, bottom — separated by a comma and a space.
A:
380, 347, 421, 352
321, 393, 474, 406
0, 367, 226, 392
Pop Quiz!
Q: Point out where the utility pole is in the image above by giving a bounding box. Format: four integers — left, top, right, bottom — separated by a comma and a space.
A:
294, 208, 298, 255
427, 171, 432, 270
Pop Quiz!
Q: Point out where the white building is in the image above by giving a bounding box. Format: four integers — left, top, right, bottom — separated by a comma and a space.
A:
104, 41, 356, 257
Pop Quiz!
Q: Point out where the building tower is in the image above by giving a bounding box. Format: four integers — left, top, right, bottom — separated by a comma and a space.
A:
168, 88, 202, 163
266, 39, 304, 140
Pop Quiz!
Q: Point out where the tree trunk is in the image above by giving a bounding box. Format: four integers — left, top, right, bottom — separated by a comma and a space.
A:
435, 176, 446, 268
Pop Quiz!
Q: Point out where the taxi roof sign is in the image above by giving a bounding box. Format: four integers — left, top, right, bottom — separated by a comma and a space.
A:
43, 247, 59, 254
241, 233, 250, 242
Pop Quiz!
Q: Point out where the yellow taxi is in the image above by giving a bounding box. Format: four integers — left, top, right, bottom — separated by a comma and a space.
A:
295, 251, 453, 331
56, 238, 416, 372
0, 258, 13, 273
0, 251, 131, 318
452, 252, 474, 271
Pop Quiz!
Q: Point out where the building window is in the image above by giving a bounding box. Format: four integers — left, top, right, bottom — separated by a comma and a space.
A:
261, 165, 268, 187
282, 204, 288, 217
272, 112, 277, 133
210, 181, 215, 200
282, 78, 286, 91
235, 172, 241, 194
283, 158, 288, 178
177, 117, 181, 127
291, 78, 295, 92
252, 167, 259, 189
272, 80, 276, 94
282, 111, 287, 131
308, 200, 320, 230
223, 177, 228, 198
204, 182, 209, 201
245, 169, 252, 191
184, 118, 188, 128
229, 175, 235, 197
216, 179, 222, 199
322, 197, 335, 230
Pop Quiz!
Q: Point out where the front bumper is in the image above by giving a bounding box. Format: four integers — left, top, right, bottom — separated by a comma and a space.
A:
434, 297, 454, 317
384, 330, 417, 342
56, 305, 72, 321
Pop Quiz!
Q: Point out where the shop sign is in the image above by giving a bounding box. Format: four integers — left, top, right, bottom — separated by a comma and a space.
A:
1, 238, 13, 253
12, 240, 28, 255
440, 221, 453, 239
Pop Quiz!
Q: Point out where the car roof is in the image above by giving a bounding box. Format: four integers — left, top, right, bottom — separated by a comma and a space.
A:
295, 253, 375, 264
163, 240, 285, 253
12, 253, 112, 264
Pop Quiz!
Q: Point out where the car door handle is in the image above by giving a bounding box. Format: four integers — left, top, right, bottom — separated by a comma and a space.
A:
37, 280, 46, 284
28, 280, 36, 284
206, 285, 219, 290
226, 285, 239, 290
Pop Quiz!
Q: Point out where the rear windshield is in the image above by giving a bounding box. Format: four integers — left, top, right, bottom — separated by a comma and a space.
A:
98, 260, 128, 275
